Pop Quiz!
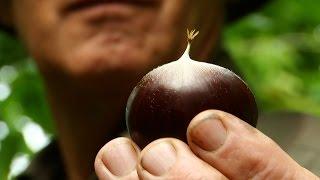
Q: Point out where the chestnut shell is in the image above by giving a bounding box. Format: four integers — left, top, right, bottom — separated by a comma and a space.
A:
126, 62, 258, 148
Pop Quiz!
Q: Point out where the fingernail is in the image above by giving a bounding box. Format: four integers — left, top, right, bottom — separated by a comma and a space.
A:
141, 142, 176, 176
190, 116, 227, 151
102, 142, 138, 176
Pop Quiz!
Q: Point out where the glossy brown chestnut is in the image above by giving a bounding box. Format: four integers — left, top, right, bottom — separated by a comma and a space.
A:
126, 31, 258, 148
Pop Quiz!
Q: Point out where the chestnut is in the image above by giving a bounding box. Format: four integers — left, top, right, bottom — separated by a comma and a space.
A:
126, 30, 258, 148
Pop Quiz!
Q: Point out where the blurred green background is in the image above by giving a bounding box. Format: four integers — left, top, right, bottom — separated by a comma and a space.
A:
0, 0, 319, 179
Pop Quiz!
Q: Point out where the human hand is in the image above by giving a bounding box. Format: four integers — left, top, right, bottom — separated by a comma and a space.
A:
94, 110, 319, 179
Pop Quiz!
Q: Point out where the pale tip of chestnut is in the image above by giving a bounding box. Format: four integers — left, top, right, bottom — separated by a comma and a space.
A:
126, 29, 258, 148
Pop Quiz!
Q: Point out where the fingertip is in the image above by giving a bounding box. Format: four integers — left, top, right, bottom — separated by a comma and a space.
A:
94, 137, 140, 179
187, 109, 257, 142
186, 110, 304, 180
137, 138, 227, 180
138, 138, 192, 178
140, 139, 177, 176
188, 110, 232, 133
187, 110, 229, 152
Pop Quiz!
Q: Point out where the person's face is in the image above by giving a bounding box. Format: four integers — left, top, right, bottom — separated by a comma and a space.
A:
5, 0, 223, 79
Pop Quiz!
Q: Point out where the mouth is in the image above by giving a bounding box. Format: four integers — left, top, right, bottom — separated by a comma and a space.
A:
62, 0, 159, 17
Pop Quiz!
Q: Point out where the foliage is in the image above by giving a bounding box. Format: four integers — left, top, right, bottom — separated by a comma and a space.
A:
0, 0, 319, 179
223, 0, 320, 116
0, 34, 53, 179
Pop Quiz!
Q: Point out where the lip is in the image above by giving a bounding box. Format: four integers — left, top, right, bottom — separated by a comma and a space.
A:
62, 0, 159, 19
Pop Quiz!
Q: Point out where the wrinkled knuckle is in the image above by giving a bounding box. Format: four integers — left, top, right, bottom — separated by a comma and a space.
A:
247, 158, 269, 179
175, 173, 227, 180
250, 160, 295, 180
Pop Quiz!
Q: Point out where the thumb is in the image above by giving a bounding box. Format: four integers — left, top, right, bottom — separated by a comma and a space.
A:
187, 110, 318, 180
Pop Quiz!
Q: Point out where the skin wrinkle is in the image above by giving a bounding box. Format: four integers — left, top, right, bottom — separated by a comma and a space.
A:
222, 131, 265, 179
254, 143, 309, 180
247, 153, 269, 180
251, 155, 294, 180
